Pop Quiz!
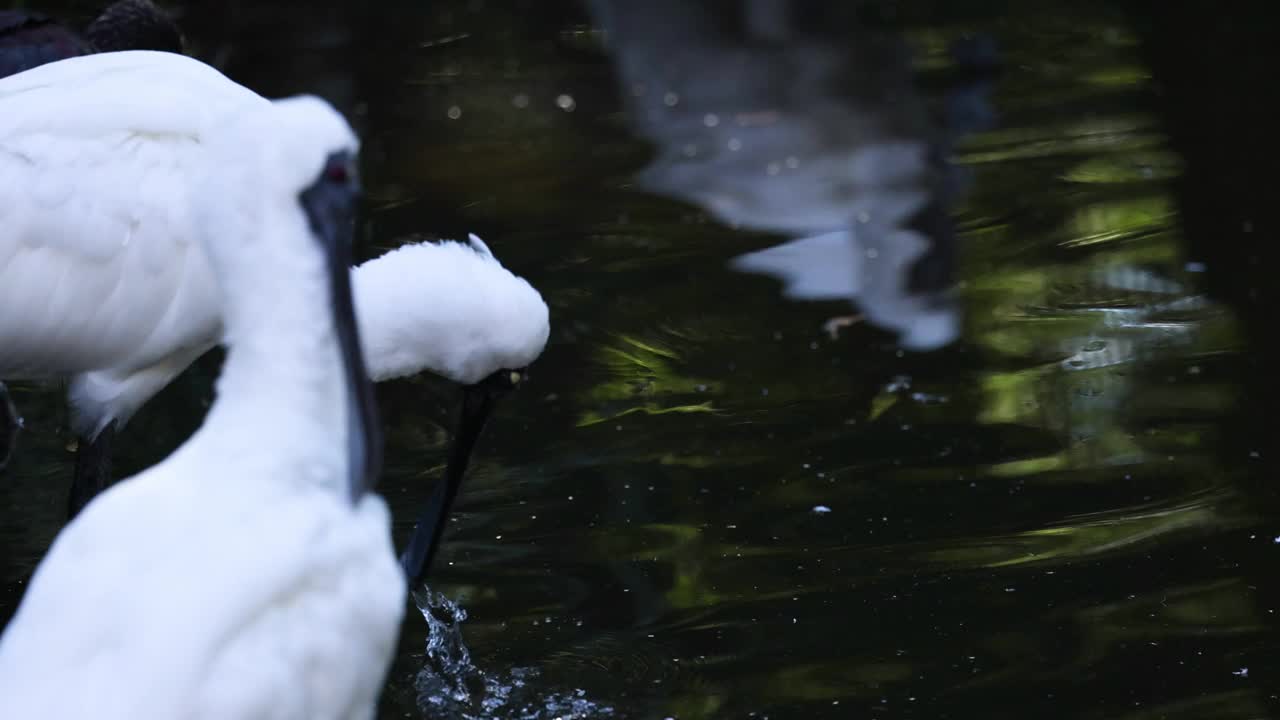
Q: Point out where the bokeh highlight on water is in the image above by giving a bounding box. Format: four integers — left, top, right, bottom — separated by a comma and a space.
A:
1, 1, 1273, 718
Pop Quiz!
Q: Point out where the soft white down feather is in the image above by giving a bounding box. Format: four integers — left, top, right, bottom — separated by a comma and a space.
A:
0, 52, 405, 718
1, 58, 549, 438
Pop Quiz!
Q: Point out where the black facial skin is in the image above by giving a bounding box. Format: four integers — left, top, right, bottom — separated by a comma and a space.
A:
400, 368, 524, 585
299, 150, 383, 503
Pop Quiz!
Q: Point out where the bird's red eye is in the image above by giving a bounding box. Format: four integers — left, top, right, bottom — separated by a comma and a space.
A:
325, 163, 350, 183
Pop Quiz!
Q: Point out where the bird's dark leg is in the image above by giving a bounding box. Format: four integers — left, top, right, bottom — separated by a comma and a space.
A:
400, 387, 495, 585
400, 369, 523, 586
67, 421, 117, 518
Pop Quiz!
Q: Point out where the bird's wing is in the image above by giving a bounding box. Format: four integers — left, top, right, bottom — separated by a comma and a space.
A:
0, 468, 405, 718
0, 51, 265, 377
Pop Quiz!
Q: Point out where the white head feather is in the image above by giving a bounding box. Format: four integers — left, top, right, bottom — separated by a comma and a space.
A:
352, 236, 550, 385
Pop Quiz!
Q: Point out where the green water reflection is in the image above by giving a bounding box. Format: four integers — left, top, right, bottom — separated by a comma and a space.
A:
1, 1, 1272, 719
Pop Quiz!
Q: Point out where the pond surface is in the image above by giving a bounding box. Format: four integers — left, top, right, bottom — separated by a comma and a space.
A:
1, 1, 1275, 718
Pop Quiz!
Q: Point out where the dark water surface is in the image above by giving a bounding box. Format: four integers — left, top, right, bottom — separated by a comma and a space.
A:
2, 1, 1276, 718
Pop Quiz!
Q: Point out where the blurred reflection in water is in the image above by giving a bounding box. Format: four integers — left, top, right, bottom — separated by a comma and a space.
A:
590, 0, 996, 350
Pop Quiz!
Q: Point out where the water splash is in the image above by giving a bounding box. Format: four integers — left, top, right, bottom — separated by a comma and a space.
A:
413, 589, 616, 720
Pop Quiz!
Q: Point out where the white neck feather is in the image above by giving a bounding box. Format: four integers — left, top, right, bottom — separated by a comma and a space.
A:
186, 211, 350, 496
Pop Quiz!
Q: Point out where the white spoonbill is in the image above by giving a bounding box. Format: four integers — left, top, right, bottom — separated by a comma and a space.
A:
1, 60, 549, 516
0, 54, 404, 718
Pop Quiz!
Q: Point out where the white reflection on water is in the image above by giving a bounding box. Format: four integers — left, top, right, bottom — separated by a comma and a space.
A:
590, 1, 1000, 351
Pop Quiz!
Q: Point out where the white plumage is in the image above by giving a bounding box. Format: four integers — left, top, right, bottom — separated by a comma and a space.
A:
0, 51, 247, 427
56, 233, 549, 439
0, 52, 404, 717
354, 234, 548, 386
1, 57, 549, 438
